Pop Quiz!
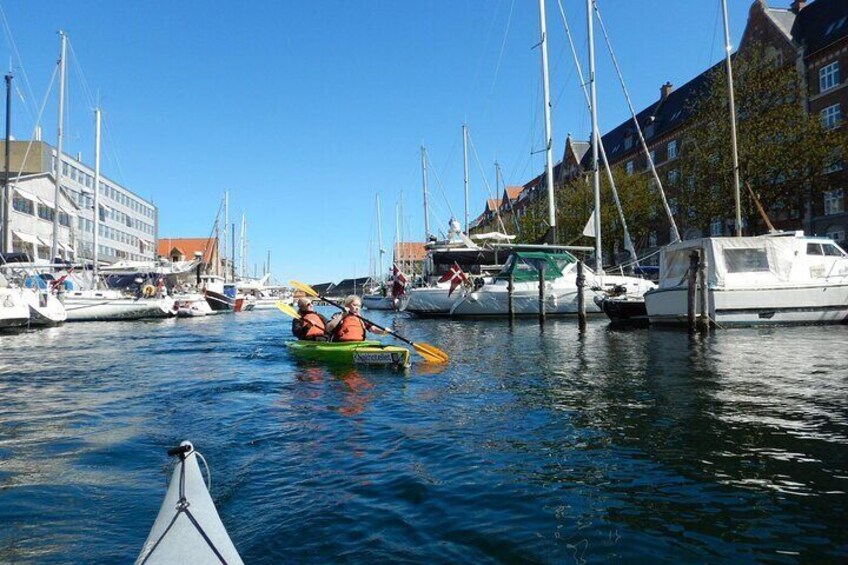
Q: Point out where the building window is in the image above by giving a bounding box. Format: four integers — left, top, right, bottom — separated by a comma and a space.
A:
58, 211, 70, 227
819, 61, 840, 93
668, 169, 680, 185
668, 197, 679, 216
624, 135, 633, 150
37, 204, 55, 222
625, 161, 634, 175
710, 217, 723, 236
821, 104, 841, 129
824, 188, 844, 216
648, 232, 658, 247
648, 149, 656, 166
12, 194, 34, 215
668, 140, 677, 159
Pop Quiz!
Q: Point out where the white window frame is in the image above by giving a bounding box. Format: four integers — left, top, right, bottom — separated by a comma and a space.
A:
667, 139, 677, 160
821, 104, 841, 130
625, 161, 634, 175
819, 61, 840, 93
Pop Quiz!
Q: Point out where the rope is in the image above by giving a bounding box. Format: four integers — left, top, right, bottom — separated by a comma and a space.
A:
467, 130, 507, 235
0, 4, 38, 124
592, 0, 681, 243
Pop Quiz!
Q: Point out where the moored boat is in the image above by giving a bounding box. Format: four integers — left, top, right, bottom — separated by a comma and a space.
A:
644, 232, 848, 326
136, 441, 243, 565
0, 285, 30, 330
285, 340, 410, 369
63, 289, 175, 321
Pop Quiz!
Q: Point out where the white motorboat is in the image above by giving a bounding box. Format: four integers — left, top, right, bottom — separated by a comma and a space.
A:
0, 283, 30, 330
174, 294, 213, 317
22, 287, 67, 326
450, 251, 656, 317
644, 232, 848, 326
62, 289, 176, 321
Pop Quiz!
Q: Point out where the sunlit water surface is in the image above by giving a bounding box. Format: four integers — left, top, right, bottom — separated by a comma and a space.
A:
1, 310, 846, 563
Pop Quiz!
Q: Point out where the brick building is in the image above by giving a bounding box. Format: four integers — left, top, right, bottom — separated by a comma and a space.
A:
473, 0, 848, 250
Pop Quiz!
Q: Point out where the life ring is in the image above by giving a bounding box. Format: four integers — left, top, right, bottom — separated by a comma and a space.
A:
141, 284, 156, 298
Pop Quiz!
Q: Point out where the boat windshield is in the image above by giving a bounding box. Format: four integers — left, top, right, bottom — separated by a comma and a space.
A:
496, 252, 575, 282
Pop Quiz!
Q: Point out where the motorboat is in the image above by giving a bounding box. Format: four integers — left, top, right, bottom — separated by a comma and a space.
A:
0, 277, 30, 330
174, 293, 213, 317
450, 251, 656, 317
644, 232, 848, 326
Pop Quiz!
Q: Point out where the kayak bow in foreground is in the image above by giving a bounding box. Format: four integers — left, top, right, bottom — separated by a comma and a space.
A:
136, 441, 243, 565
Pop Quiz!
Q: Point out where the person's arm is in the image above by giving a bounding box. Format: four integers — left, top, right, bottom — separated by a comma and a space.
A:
325, 313, 341, 334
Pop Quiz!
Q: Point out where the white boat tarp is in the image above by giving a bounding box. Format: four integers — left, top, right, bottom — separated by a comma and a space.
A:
659, 235, 798, 289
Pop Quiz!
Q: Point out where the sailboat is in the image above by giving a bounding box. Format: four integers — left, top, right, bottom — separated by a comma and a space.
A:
362, 194, 394, 310
450, 0, 655, 318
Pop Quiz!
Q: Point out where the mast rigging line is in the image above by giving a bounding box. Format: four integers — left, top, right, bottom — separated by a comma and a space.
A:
591, 0, 681, 243
467, 130, 507, 235
0, 4, 38, 124
10, 65, 57, 185
423, 147, 457, 225
554, 0, 639, 267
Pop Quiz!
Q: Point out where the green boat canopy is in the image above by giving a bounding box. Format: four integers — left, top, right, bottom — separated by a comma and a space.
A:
496, 251, 577, 282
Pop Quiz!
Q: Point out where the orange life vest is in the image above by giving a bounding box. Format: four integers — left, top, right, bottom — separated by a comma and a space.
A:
333, 314, 365, 342
302, 312, 326, 339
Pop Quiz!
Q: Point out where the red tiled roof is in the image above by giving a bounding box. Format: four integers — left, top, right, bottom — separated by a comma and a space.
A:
157, 237, 217, 263
503, 186, 523, 201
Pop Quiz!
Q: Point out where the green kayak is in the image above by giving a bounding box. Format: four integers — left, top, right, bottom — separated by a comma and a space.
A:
286, 340, 410, 369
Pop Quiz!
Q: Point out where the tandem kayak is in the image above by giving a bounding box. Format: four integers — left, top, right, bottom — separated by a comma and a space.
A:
136, 441, 243, 565
285, 339, 411, 369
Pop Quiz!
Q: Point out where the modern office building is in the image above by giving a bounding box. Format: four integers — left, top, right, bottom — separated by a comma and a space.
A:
1, 139, 157, 264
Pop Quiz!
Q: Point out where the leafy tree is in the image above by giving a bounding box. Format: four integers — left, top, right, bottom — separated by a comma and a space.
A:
678, 43, 847, 235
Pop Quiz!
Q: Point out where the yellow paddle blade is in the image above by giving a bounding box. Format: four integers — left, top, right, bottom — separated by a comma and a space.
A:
289, 280, 319, 298
276, 300, 301, 319
412, 342, 449, 364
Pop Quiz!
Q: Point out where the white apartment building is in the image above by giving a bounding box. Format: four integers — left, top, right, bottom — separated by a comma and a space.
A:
1, 140, 157, 264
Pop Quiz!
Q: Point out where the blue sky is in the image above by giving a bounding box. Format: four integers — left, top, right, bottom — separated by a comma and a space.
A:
0, 0, 753, 284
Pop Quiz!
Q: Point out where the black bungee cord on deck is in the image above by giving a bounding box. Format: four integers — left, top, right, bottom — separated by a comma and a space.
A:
138, 443, 229, 565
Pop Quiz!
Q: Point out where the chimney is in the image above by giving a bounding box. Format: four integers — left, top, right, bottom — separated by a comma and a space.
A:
35, 126, 42, 141
790, 1, 806, 14
76, 151, 82, 162
660, 81, 674, 101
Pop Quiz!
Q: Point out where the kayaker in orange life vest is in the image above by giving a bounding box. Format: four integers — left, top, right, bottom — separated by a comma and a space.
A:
326, 295, 390, 342
292, 297, 329, 341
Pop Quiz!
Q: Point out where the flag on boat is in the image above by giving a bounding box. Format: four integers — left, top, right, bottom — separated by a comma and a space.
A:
49, 266, 74, 291
582, 209, 596, 238
391, 263, 407, 298
438, 262, 467, 296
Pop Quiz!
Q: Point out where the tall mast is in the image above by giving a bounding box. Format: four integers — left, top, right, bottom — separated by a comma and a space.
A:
93, 108, 101, 288
230, 221, 235, 282
266, 249, 271, 277
538, 0, 557, 242
223, 191, 229, 281
395, 201, 400, 272
2, 72, 12, 254
462, 124, 469, 234
587, 0, 603, 273
239, 212, 246, 278
51, 31, 67, 262
421, 146, 430, 240
721, 0, 743, 236
376, 193, 384, 283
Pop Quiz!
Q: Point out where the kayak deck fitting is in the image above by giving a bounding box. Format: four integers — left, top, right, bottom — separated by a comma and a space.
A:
136, 441, 243, 565
285, 339, 411, 369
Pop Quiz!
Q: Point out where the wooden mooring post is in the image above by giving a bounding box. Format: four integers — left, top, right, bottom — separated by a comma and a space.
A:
577, 260, 586, 332
538, 264, 546, 324
687, 250, 699, 333
698, 249, 710, 333
508, 273, 514, 321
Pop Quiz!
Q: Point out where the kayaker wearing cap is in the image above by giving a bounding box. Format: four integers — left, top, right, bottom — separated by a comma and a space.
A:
292, 297, 329, 341
326, 295, 389, 342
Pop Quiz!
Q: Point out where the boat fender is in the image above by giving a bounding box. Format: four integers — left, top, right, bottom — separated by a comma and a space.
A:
141, 284, 156, 298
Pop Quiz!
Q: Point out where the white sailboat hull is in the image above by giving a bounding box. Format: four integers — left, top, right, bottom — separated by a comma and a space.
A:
361, 294, 396, 310
63, 291, 176, 321
646, 283, 848, 326
403, 285, 466, 316
451, 274, 654, 317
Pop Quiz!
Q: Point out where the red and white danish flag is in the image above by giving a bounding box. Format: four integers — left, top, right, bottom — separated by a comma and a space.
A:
391, 263, 407, 298
438, 262, 467, 296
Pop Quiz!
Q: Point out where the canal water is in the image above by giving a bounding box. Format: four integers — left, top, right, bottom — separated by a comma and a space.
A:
1, 310, 846, 563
